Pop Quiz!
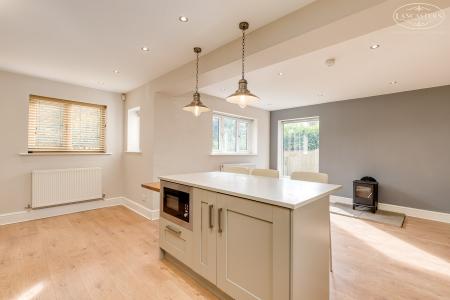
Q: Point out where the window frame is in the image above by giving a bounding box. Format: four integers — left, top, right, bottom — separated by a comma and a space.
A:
277, 116, 320, 177
27, 95, 107, 153
211, 112, 254, 155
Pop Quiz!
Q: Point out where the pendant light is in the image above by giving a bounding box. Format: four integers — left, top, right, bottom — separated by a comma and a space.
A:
226, 22, 260, 108
183, 47, 210, 117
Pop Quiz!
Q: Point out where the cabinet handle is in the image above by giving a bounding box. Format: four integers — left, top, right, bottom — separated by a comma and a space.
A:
209, 204, 214, 229
218, 208, 223, 233
166, 225, 181, 235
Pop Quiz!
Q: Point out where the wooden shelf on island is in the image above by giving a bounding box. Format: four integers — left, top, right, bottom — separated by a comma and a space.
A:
141, 182, 161, 192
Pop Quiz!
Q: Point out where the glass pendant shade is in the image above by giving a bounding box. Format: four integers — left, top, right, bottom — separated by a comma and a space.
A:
183, 92, 210, 117
226, 79, 260, 108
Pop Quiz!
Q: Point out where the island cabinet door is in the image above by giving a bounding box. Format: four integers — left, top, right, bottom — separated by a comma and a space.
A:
192, 188, 217, 285
216, 194, 291, 300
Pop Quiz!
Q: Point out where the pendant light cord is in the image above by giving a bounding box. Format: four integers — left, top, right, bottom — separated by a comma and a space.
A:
241, 29, 246, 80
195, 51, 199, 93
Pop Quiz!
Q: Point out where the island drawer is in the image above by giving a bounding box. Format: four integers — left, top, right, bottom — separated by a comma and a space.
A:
159, 217, 193, 268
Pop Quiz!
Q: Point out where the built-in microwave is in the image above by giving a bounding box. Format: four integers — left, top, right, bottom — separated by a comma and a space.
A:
160, 181, 193, 230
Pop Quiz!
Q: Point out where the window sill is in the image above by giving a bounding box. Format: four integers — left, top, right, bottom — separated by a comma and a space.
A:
210, 152, 257, 156
125, 151, 142, 154
19, 152, 113, 156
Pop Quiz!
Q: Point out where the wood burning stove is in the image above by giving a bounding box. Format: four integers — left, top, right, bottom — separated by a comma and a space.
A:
353, 177, 378, 213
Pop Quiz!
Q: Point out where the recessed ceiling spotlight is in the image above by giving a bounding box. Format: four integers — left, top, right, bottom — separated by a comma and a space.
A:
178, 16, 189, 22
389, 80, 398, 85
141, 46, 150, 52
278, 72, 284, 76
370, 44, 380, 49
113, 70, 119, 74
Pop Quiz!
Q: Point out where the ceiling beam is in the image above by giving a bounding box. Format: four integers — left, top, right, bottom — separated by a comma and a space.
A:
146, 0, 450, 95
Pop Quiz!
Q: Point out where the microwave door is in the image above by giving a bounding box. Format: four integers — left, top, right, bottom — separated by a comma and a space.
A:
165, 194, 180, 214
163, 187, 190, 222
161, 183, 193, 230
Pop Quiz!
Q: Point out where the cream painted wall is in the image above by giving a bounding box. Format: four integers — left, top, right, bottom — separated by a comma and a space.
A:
123, 87, 270, 209
0, 70, 124, 214
0, 70, 269, 213
123, 84, 155, 207
152, 93, 270, 177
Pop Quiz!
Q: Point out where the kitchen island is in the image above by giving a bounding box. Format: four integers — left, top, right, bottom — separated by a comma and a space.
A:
158, 172, 341, 300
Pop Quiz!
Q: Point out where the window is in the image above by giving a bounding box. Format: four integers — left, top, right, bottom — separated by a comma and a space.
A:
212, 112, 254, 154
127, 107, 141, 152
279, 117, 319, 176
212, 115, 220, 151
28, 95, 106, 153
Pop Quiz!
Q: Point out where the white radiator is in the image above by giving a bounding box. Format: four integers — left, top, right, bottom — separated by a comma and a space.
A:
32, 167, 102, 208
220, 162, 256, 171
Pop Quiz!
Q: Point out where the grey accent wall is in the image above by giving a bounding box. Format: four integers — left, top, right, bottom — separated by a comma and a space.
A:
270, 85, 450, 213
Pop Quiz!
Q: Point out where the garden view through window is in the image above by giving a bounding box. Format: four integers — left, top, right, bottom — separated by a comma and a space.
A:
281, 117, 319, 176
212, 113, 253, 154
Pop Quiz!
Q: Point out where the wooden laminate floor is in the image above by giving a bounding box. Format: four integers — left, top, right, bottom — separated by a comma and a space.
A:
0, 206, 449, 300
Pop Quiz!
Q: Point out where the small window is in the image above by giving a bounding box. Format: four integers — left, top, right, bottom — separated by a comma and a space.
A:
28, 95, 106, 153
127, 107, 141, 152
212, 112, 255, 154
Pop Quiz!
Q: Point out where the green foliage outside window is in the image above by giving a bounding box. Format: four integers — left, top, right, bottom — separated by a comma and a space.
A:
283, 122, 319, 152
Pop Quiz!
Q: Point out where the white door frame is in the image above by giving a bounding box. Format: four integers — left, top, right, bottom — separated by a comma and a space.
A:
277, 117, 320, 177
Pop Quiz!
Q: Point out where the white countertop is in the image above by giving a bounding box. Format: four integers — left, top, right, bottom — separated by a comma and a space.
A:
159, 172, 342, 209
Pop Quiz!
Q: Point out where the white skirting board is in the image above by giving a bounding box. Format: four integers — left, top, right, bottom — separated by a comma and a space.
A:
330, 196, 450, 224
0, 197, 159, 226
1, 196, 448, 226
124, 197, 160, 221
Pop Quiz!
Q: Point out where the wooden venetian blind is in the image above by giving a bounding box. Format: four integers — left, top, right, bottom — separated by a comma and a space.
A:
28, 95, 106, 153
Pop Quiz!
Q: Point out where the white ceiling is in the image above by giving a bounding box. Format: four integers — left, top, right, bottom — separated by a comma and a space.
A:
201, 8, 450, 111
0, 0, 314, 93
